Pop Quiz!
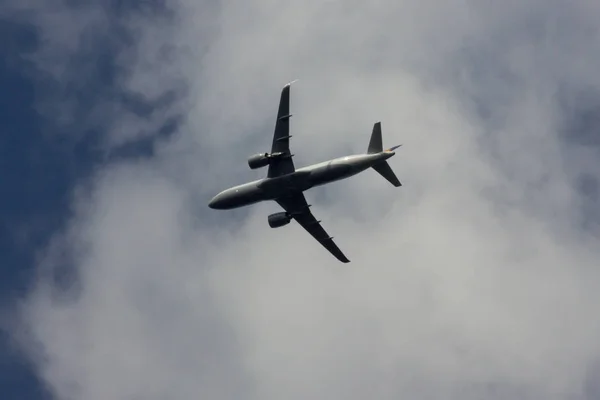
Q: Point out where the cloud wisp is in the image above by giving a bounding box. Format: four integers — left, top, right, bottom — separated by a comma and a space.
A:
8, 0, 600, 399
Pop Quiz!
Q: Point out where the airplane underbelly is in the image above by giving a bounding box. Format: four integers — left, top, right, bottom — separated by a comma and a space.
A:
219, 185, 266, 209
231, 193, 264, 207
257, 170, 312, 196
310, 163, 353, 186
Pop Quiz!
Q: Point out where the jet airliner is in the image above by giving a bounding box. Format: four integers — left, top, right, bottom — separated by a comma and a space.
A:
208, 82, 402, 263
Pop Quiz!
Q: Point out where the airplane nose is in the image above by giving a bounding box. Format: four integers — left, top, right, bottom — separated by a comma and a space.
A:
208, 195, 219, 209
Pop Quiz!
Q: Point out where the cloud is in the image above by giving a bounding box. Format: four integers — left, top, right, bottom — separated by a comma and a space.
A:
7, 0, 600, 399
4, 0, 192, 148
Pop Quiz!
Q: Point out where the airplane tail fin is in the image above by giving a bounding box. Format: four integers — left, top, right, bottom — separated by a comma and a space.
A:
367, 122, 402, 187
372, 161, 402, 187
367, 122, 383, 154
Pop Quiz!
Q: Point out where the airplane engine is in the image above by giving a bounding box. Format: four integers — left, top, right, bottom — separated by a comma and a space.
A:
268, 212, 291, 228
248, 153, 270, 169
248, 152, 288, 169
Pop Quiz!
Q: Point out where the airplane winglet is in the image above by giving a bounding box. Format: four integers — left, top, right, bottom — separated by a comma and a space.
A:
285, 79, 299, 87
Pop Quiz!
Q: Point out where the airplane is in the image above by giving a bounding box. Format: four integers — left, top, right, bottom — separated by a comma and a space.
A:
208, 81, 402, 263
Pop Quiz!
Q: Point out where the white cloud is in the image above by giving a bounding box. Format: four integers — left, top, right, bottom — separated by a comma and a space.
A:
8, 0, 600, 399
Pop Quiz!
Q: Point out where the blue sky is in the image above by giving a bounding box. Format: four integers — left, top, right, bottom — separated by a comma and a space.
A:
3, 26, 55, 400
2, 1, 600, 399
2, 18, 65, 399
1, 6, 167, 398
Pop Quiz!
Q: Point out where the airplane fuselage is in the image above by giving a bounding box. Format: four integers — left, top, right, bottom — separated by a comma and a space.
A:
208, 152, 393, 210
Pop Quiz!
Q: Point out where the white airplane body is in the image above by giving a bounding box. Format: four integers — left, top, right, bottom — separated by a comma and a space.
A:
209, 82, 402, 263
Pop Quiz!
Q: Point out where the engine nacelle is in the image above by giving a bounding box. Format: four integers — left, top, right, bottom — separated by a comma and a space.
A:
248, 152, 288, 170
268, 212, 291, 228
248, 153, 270, 169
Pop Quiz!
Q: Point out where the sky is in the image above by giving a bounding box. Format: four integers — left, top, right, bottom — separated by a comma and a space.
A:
1, 0, 600, 399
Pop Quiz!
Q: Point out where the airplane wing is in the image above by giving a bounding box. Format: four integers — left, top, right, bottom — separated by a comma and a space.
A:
276, 192, 350, 263
267, 82, 296, 178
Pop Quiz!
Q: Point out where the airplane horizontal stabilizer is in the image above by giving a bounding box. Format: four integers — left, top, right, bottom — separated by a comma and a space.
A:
372, 161, 402, 187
